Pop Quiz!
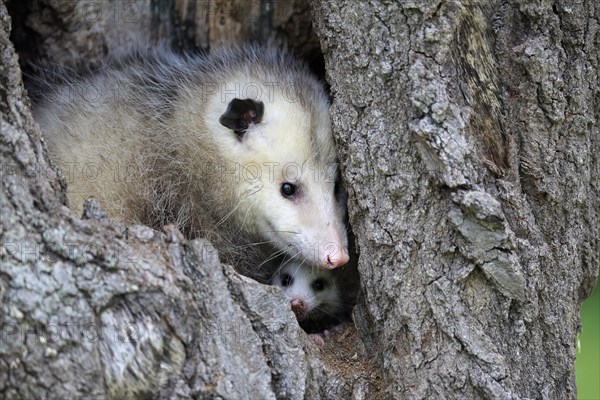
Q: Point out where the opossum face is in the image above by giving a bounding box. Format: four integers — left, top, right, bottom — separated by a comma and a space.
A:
271, 262, 341, 322
217, 96, 350, 269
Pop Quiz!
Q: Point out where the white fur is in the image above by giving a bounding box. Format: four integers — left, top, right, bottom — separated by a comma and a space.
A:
271, 262, 342, 322
34, 46, 349, 277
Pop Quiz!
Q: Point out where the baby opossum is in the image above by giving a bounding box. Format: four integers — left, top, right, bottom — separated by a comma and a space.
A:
271, 261, 351, 334
33, 46, 350, 280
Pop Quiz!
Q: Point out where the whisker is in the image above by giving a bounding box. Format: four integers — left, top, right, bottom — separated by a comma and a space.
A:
237, 239, 279, 248
214, 198, 245, 229
265, 230, 301, 235
271, 250, 304, 276
312, 306, 344, 320
255, 248, 289, 272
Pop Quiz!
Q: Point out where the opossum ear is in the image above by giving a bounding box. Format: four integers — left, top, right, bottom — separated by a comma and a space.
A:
219, 98, 264, 139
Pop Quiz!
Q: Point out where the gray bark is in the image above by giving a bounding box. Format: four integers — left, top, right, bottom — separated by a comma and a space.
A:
2, 0, 599, 399
0, 2, 371, 399
311, 1, 599, 399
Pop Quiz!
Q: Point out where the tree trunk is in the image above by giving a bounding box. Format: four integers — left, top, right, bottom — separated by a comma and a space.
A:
8, 0, 324, 77
1, 0, 598, 399
311, 1, 599, 399
1, 2, 370, 399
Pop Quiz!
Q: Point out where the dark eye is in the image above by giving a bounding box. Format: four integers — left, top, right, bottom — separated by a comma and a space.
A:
281, 273, 293, 287
280, 182, 296, 198
312, 279, 326, 291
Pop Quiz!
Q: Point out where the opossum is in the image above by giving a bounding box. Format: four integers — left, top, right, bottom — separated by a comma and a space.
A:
271, 261, 343, 331
32, 46, 350, 280
271, 260, 358, 334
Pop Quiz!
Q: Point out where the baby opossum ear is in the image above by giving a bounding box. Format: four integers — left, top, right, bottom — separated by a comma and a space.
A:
219, 98, 264, 139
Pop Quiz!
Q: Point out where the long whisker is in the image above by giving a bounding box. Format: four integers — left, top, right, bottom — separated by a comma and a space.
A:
264, 230, 301, 235
214, 197, 245, 229
271, 250, 305, 276
255, 248, 290, 272
311, 306, 344, 320
237, 239, 279, 248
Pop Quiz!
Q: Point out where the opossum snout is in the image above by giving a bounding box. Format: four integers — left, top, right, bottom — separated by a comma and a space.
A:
325, 247, 350, 269
320, 228, 350, 269
291, 298, 308, 321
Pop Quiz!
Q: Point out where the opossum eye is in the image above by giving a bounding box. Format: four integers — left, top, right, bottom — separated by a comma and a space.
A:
281, 273, 293, 287
312, 279, 326, 291
280, 182, 296, 198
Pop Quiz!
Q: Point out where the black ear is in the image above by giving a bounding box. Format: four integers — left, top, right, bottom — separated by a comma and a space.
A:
219, 98, 264, 139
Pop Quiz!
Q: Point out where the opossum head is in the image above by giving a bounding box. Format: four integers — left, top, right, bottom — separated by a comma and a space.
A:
271, 262, 342, 322
214, 90, 350, 269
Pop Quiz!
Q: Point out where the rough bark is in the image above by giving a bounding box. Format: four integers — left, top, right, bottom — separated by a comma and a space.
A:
0, 2, 373, 399
2, 0, 599, 399
311, 1, 599, 399
8, 0, 324, 76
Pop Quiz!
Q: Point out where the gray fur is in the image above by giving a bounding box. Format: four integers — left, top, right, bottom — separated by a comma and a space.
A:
34, 45, 348, 282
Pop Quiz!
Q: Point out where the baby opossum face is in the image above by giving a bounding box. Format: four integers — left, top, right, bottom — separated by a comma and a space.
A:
216, 94, 350, 269
271, 262, 341, 322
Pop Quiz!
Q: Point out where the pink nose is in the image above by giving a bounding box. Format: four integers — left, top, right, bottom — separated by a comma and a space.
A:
325, 247, 349, 269
291, 298, 308, 321
321, 227, 350, 269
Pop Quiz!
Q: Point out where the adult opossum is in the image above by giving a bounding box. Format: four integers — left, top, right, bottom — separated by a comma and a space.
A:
33, 46, 350, 280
